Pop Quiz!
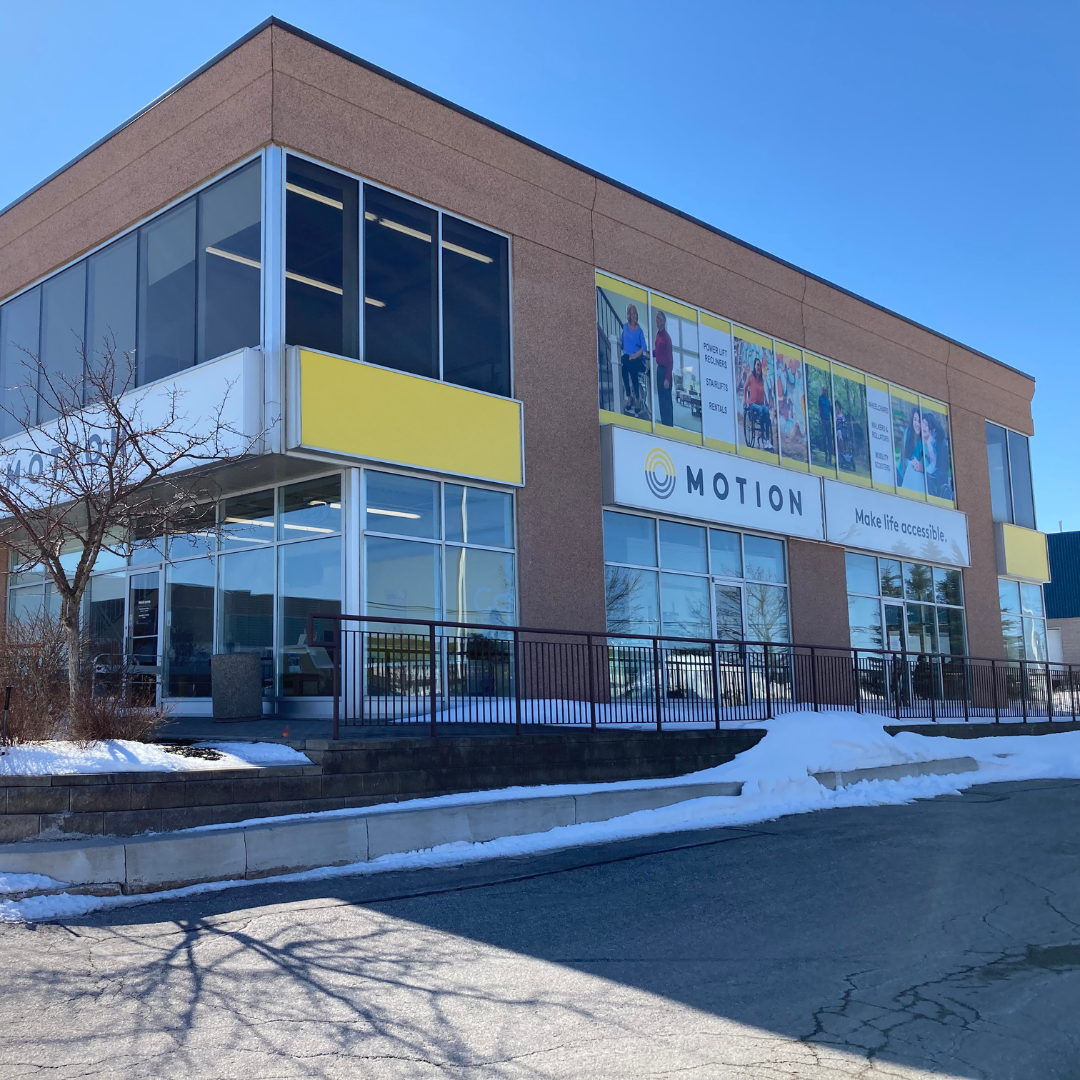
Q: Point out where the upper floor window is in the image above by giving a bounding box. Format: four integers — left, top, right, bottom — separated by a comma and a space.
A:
0, 160, 262, 436
285, 155, 511, 398
986, 422, 1035, 529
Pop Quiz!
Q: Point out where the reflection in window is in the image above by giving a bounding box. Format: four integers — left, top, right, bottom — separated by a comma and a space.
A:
906, 603, 937, 654
709, 530, 742, 579
844, 552, 878, 597
660, 572, 710, 639
198, 161, 261, 364
280, 536, 342, 696
1007, 431, 1035, 530
744, 535, 786, 582
659, 521, 707, 573
366, 471, 439, 538
603, 511, 656, 566
0, 287, 40, 438
138, 200, 197, 385
220, 489, 275, 549
986, 422, 1036, 529
365, 536, 440, 622
285, 156, 359, 358
903, 562, 934, 603
87, 234, 137, 391
279, 475, 341, 540
364, 185, 438, 379
848, 594, 883, 649
605, 566, 658, 636
442, 215, 510, 396
166, 559, 214, 697
998, 576, 1049, 662
39, 262, 86, 420
219, 547, 274, 694
445, 485, 513, 548
445, 547, 516, 626
746, 583, 790, 642
168, 503, 216, 560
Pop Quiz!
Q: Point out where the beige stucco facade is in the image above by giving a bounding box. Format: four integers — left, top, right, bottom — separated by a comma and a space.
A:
0, 19, 1038, 660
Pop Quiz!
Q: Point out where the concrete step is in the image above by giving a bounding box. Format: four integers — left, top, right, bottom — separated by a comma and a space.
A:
812, 757, 979, 790
0, 779, 743, 896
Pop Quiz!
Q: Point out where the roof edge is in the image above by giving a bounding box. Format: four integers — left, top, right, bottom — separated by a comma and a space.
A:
0, 16, 1034, 385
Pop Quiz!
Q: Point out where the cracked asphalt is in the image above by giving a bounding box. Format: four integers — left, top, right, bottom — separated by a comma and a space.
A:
0, 778, 1076, 1079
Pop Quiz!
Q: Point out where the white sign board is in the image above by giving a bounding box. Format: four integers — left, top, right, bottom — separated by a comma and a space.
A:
866, 383, 894, 488
699, 321, 735, 448
824, 480, 970, 566
603, 425, 825, 540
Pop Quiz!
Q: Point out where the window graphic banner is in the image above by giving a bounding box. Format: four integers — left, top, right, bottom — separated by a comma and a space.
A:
775, 343, 808, 466
650, 293, 700, 435
699, 314, 735, 450
602, 425, 825, 540
891, 387, 925, 498
918, 396, 955, 505
866, 377, 894, 490
824, 480, 969, 567
806, 354, 836, 475
831, 364, 871, 484
733, 329, 778, 461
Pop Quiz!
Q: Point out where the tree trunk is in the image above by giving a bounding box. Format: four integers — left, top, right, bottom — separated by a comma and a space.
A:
61, 596, 81, 710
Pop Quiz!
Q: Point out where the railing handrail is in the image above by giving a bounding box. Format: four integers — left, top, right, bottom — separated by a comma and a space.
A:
306, 611, 1056, 668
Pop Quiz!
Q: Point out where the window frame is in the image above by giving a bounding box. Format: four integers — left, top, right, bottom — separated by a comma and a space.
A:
985, 420, 1037, 529
282, 148, 515, 398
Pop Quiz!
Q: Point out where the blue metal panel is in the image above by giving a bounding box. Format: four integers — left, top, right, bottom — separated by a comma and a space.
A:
1044, 532, 1080, 618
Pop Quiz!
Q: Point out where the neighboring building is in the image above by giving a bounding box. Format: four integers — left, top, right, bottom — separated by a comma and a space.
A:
0, 19, 1051, 716
1045, 532, 1080, 664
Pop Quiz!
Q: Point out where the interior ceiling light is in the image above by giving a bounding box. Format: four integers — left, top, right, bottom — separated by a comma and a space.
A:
378, 218, 431, 243
282, 523, 335, 533
286, 271, 344, 296
441, 241, 493, 264
368, 508, 421, 519
224, 517, 275, 527
364, 297, 386, 308
286, 182, 344, 210
205, 247, 261, 269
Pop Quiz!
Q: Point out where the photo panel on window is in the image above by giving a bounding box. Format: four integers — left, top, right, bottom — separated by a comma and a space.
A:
595, 274, 652, 423
649, 293, 701, 435
830, 365, 871, 482
891, 387, 926, 498
918, 396, 955, 505
733, 329, 777, 460
805, 355, 836, 475
774, 343, 808, 467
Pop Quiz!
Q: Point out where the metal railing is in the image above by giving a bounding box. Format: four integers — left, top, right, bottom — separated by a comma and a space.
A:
307, 613, 1080, 740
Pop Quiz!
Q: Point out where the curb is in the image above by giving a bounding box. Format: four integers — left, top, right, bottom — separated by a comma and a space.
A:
0, 780, 742, 895
812, 757, 979, 790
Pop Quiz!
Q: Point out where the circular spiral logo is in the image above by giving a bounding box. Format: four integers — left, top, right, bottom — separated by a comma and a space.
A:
644, 447, 676, 499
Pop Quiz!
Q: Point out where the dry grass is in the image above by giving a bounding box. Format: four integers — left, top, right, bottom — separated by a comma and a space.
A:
0, 614, 166, 746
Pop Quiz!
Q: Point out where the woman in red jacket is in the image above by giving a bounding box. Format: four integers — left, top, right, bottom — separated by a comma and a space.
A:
654, 310, 674, 427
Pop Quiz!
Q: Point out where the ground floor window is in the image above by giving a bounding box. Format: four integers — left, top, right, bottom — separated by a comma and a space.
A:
362, 470, 517, 628
602, 509, 790, 642
845, 552, 966, 654
998, 578, 1047, 661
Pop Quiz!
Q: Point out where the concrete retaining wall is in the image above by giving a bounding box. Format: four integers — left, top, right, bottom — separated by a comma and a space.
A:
0, 728, 764, 842
0, 780, 743, 894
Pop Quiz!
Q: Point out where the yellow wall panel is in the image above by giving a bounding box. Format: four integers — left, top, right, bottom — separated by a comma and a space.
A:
996, 523, 1050, 583
298, 351, 523, 485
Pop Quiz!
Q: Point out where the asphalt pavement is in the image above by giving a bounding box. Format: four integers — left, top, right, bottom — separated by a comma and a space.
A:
0, 778, 1077, 1079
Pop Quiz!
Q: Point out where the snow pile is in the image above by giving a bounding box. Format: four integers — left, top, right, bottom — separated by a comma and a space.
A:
2, 711, 1078, 922
0, 873, 68, 895
0, 739, 310, 775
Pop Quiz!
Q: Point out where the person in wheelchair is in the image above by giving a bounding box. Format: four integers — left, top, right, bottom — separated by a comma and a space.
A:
834, 401, 855, 472
742, 357, 772, 448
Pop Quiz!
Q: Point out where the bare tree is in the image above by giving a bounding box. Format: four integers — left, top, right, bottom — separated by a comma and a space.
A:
0, 341, 261, 706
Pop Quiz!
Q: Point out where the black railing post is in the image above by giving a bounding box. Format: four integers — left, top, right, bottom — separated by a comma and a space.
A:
764, 645, 773, 720
331, 628, 340, 742
810, 646, 819, 712
429, 622, 438, 738
894, 652, 902, 721
1021, 660, 1029, 723
929, 656, 937, 723
711, 644, 721, 730
1071, 665, 1077, 722
962, 658, 970, 722
1046, 661, 1054, 721
513, 628, 522, 734
587, 634, 597, 731
991, 658, 1000, 723
653, 637, 663, 731
853, 649, 861, 713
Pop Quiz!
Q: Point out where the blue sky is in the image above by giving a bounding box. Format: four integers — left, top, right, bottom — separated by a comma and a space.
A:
2, 1, 1077, 529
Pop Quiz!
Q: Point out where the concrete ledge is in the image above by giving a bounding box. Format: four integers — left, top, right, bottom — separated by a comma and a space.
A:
812, 757, 979, 790
0, 777, 744, 895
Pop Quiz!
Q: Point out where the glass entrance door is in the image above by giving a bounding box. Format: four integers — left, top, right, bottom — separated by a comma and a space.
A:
128, 571, 161, 704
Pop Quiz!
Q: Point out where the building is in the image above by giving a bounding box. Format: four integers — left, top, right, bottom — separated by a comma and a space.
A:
1045, 532, 1080, 664
0, 18, 1052, 717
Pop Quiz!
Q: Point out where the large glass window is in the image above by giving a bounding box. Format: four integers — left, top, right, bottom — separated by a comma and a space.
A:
998, 577, 1048, 661
39, 261, 86, 420
219, 547, 275, 695
0, 286, 40, 437
986, 422, 1036, 529
846, 551, 966, 654
138, 199, 196, 385
364, 185, 439, 380
602, 512, 790, 642
441, 215, 510, 396
280, 535, 341, 696
363, 471, 516, 628
198, 161, 262, 364
285, 157, 359, 359
86, 234, 137, 389
165, 559, 214, 698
